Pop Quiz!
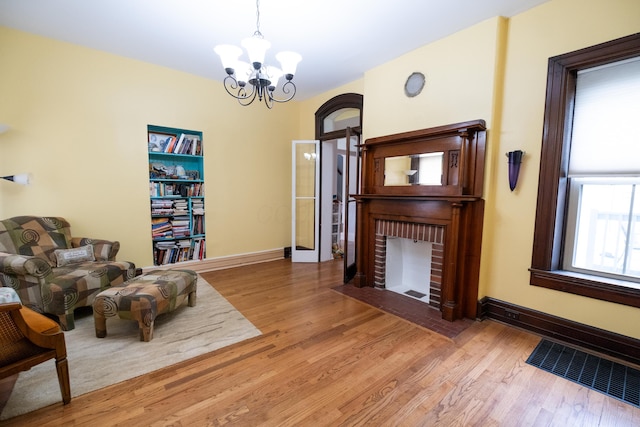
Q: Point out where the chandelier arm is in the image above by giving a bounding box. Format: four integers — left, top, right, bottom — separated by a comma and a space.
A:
222, 75, 258, 102
237, 85, 259, 106
264, 91, 274, 109
267, 80, 297, 104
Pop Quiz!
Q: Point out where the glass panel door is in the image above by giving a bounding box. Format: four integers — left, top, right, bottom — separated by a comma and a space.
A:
292, 140, 320, 262
344, 128, 360, 282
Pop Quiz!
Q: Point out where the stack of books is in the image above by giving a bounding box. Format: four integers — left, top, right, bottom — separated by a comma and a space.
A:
151, 218, 172, 239
173, 199, 188, 215
192, 199, 204, 215
172, 215, 190, 238
150, 199, 174, 216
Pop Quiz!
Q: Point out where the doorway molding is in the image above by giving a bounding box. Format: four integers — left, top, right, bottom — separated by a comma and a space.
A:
315, 93, 363, 141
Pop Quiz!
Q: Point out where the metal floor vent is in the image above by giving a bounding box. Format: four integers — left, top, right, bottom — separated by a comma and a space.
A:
527, 339, 640, 408
404, 290, 426, 299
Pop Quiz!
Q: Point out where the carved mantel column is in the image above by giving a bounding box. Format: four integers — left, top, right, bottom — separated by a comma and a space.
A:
441, 202, 463, 322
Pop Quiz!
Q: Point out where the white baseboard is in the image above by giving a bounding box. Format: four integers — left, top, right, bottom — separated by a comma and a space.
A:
142, 248, 285, 274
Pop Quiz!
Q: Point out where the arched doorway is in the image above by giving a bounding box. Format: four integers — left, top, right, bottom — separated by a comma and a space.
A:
315, 93, 363, 283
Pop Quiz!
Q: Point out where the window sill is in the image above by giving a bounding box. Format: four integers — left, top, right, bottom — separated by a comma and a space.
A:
530, 268, 640, 308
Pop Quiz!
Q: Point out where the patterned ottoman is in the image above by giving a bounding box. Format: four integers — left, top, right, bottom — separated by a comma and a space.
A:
93, 269, 197, 342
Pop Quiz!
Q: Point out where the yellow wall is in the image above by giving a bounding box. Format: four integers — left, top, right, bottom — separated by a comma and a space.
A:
2, 0, 640, 339
363, 16, 505, 139
0, 27, 297, 268
486, 0, 640, 337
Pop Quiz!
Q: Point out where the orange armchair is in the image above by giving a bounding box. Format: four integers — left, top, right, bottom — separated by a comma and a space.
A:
0, 288, 70, 405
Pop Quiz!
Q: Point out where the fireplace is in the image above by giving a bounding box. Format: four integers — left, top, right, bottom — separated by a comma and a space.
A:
354, 120, 486, 321
376, 220, 444, 307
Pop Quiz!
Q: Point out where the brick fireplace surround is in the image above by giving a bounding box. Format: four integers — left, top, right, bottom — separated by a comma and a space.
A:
374, 220, 444, 308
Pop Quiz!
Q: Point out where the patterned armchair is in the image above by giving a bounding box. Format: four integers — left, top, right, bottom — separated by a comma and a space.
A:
0, 216, 138, 330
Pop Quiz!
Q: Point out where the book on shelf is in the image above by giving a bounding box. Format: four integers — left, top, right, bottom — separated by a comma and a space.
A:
173, 134, 186, 154
153, 238, 196, 265
192, 215, 204, 235
148, 132, 175, 153
191, 238, 206, 261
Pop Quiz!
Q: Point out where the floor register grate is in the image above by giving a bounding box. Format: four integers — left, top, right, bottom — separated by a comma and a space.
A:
527, 339, 640, 408
404, 289, 426, 299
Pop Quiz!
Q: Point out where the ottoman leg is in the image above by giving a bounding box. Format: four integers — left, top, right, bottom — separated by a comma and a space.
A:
139, 320, 154, 342
95, 315, 107, 338
93, 295, 111, 338
188, 290, 197, 307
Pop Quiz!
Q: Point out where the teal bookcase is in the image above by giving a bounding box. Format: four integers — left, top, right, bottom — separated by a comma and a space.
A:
148, 125, 205, 265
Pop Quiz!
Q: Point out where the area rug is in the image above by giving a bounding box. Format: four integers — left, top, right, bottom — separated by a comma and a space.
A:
332, 284, 474, 339
1, 277, 261, 420
527, 339, 640, 408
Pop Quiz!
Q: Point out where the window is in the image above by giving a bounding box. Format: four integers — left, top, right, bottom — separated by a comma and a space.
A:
565, 177, 640, 285
530, 33, 640, 307
562, 57, 640, 284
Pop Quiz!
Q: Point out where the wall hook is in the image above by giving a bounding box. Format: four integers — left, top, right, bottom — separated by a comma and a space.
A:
506, 150, 524, 191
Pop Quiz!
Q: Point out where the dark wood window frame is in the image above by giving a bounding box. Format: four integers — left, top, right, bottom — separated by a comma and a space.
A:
530, 32, 640, 307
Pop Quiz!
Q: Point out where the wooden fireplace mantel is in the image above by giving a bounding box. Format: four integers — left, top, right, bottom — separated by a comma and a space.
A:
354, 120, 486, 321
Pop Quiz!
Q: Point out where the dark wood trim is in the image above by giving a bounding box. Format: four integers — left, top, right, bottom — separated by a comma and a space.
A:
530, 32, 640, 306
479, 296, 640, 367
314, 93, 363, 140
530, 268, 640, 308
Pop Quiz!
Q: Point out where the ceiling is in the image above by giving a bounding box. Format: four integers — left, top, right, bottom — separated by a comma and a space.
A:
0, 0, 549, 100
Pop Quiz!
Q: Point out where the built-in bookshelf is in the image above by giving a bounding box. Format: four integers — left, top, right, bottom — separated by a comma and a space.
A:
148, 125, 205, 265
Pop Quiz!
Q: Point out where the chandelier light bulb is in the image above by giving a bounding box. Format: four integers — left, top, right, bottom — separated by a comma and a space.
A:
2, 173, 31, 185
241, 35, 271, 70
265, 66, 284, 90
213, 45, 242, 75
276, 51, 302, 79
234, 61, 252, 85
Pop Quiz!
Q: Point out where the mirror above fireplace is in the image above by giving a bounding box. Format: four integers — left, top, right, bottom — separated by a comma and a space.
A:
383, 152, 444, 186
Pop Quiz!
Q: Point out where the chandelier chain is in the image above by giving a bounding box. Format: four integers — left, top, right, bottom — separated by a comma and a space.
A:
254, 0, 262, 38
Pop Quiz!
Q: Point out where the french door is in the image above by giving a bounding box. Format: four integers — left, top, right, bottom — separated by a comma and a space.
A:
343, 127, 360, 282
291, 140, 320, 262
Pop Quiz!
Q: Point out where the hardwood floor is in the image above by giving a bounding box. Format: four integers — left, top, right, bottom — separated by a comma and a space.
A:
4, 259, 640, 426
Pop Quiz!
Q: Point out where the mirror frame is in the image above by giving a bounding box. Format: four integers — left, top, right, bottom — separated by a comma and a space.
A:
361, 120, 486, 198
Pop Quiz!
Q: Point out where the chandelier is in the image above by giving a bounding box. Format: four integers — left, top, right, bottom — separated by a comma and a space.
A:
214, 0, 302, 109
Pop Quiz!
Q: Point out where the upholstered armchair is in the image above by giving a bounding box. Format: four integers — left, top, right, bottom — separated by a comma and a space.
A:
0, 216, 138, 330
0, 287, 71, 404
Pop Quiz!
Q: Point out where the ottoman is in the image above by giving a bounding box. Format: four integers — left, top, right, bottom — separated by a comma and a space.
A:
93, 269, 197, 342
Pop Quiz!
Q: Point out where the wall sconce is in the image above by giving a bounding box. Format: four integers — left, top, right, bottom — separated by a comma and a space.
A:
2, 173, 31, 185
506, 150, 524, 191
